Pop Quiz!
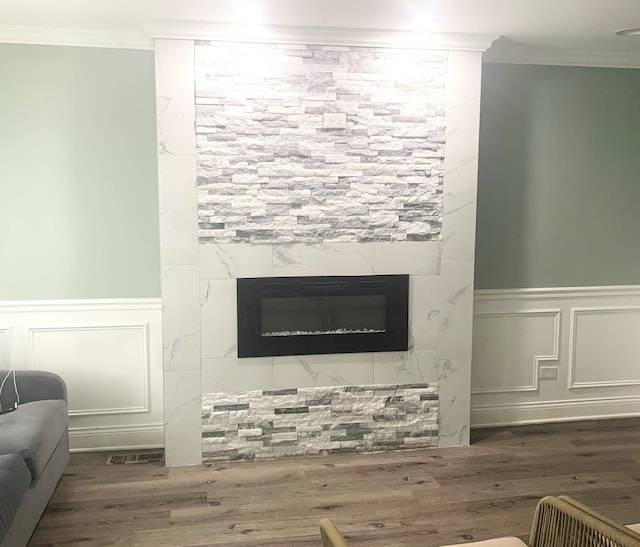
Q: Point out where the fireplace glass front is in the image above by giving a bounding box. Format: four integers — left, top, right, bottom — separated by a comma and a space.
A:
237, 275, 409, 358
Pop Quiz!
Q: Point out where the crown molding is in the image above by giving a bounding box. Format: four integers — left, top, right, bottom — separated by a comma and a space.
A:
0, 20, 499, 52
144, 20, 498, 52
485, 42, 640, 69
0, 25, 152, 50
0, 20, 497, 52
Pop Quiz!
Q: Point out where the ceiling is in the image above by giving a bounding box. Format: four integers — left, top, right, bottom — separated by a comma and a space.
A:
1, 0, 640, 62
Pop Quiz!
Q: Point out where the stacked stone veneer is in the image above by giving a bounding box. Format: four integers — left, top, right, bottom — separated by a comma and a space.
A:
195, 41, 447, 244
202, 383, 438, 461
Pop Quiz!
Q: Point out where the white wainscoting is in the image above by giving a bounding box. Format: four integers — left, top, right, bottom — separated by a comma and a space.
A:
0, 299, 163, 451
471, 286, 640, 427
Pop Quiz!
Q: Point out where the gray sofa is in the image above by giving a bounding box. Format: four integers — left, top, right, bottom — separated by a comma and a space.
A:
0, 370, 69, 547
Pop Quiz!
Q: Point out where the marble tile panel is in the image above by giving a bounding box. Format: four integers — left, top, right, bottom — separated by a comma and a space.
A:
164, 370, 203, 466
202, 357, 274, 393
272, 243, 375, 276
441, 156, 479, 262
272, 353, 374, 389
409, 275, 440, 350
374, 241, 440, 275
438, 358, 471, 447
161, 266, 200, 372
200, 279, 237, 359
155, 40, 195, 105
200, 243, 273, 280
373, 349, 439, 384
155, 39, 197, 156
444, 51, 483, 159
439, 260, 475, 361
158, 155, 199, 266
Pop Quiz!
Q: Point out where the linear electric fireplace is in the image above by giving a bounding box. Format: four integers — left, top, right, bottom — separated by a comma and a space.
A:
237, 274, 409, 358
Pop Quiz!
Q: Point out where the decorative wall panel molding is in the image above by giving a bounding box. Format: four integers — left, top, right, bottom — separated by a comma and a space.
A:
472, 286, 640, 427
474, 285, 640, 301
568, 306, 640, 390
471, 310, 560, 394
0, 298, 162, 313
28, 323, 151, 416
0, 327, 10, 367
202, 383, 438, 462
0, 298, 163, 451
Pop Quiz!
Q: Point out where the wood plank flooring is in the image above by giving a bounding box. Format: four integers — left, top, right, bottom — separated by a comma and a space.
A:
29, 417, 640, 546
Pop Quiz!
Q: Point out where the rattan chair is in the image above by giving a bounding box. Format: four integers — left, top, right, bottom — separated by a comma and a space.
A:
530, 495, 640, 547
320, 517, 350, 547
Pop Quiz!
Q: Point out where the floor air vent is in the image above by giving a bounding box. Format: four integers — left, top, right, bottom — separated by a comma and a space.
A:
105, 450, 164, 465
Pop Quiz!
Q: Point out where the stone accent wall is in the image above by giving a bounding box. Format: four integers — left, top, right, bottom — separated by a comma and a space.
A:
202, 383, 438, 461
195, 42, 447, 244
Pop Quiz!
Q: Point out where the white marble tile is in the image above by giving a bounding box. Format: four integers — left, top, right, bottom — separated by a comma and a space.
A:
200, 279, 237, 359
441, 156, 479, 262
155, 39, 196, 156
272, 243, 375, 276
445, 51, 483, 159
200, 243, 273, 279
409, 275, 440, 350
273, 353, 374, 389
373, 350, 439, 384
438, 358, 471, 447
202, 357, 274, 393
164, 370, 202, 466
374, 241, 440, 275
439, 260, 475, 361
158, 155, 199, 266
161, 266, 200, 372
155, 40, 195, 104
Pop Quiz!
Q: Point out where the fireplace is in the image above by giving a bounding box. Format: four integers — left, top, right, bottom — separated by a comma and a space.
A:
237, 274, 409, 358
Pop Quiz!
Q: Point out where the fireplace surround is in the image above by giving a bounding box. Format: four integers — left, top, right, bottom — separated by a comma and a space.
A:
237, 274, 409, 357
155, 37, 485, 466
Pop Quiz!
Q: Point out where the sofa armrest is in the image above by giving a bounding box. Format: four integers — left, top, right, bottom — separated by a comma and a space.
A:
530, 495, 640, 547
0, 370, 67, 404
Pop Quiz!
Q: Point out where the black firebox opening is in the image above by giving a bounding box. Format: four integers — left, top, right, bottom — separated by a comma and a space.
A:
237, 274, 409, 358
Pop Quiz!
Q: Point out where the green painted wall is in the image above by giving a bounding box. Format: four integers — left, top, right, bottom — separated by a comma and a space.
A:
0, 44, 160, 300
475, 63, 640, 289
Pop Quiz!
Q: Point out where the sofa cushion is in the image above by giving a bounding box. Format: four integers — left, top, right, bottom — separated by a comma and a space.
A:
441, 538, 528, 547
0, 453, 32, 544
0, 399, 68, 484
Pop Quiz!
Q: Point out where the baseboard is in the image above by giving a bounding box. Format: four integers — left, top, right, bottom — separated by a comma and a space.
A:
471, 396, 640, 428
69, 423, 165, 452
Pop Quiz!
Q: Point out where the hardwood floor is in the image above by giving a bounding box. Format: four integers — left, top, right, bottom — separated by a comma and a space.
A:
30, 417, 640, 546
